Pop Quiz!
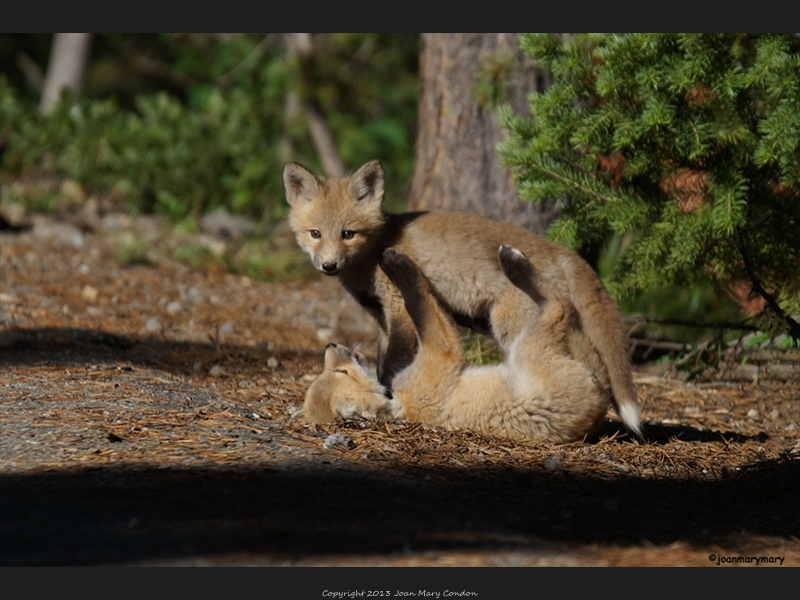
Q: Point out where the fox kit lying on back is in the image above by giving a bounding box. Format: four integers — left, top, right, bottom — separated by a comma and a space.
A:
284, 160, 641, 435
303, 246, 610, 443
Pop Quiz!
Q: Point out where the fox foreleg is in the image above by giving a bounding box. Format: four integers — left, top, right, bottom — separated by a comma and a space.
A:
380, 248, 463, 360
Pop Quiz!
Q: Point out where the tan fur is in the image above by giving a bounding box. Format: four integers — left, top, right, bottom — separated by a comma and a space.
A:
285, 160, 641, 435
303, 246, 609, 444
302, 344, 404, 423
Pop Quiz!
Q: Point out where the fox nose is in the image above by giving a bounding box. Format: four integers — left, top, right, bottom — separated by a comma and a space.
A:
321, 262, 337, 273
326, 342, 338, 349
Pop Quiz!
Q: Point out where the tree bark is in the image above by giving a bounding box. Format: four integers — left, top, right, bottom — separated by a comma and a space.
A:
409, 33, 558, 234
40, 33, 93, 115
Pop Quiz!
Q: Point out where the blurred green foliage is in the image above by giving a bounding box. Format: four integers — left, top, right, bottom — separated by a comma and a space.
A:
0, 33, 419, 221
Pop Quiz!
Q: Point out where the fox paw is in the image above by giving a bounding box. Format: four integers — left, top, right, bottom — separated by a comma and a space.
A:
380, 248, 427, 299
380, 247, 417, 279
498, 245, 534, 283
498, 245, 546, 305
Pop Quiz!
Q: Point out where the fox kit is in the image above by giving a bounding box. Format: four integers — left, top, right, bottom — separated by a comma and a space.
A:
284, 160, 641, 435
303, 246, 610, 443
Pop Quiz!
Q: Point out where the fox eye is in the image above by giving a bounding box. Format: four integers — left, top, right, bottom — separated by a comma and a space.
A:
310, 229, 321, 239
335, 369, 349, 376
341, 230, 355, 240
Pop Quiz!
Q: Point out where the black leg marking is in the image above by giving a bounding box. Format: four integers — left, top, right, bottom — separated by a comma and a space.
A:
498, 245, 546, 307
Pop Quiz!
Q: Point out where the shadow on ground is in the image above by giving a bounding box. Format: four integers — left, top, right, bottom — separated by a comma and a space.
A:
0, 326, 320, 374
2, 455, 797, 566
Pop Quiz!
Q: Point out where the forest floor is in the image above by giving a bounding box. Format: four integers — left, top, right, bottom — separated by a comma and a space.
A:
1, 206, 798, 568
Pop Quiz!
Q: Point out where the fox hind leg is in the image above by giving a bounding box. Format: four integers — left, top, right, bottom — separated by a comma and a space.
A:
497, 244, 573, 352
497, 244, 550, 307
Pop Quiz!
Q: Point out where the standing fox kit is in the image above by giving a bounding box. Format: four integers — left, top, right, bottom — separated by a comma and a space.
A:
284, 160, 641, 434
304, 247, 609, 443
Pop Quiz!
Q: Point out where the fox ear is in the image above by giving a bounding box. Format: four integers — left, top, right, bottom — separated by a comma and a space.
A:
283, 162, 321, 206
348, 160, 385, 205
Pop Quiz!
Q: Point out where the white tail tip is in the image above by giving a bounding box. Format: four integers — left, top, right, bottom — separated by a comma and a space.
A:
618, 403, 643, 437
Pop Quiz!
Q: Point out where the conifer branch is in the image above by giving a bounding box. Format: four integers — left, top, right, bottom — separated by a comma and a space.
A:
737, 219, 800, 346
527, 158, 618, 208
504, 34, 800, 319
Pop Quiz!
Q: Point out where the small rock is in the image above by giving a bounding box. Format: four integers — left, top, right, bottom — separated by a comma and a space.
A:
32, 219, 85, 248
100, 213, 134, 232
219, 322, 235, 336
60, 179, 87, 204
192, 362, 205, 373
199, 237, 227, 256
316, 328, 334, 343
200, 207, 256, 239
208, 364, 226, 377
544, 454, 563, 471
81, 285, 99, 303
166, 301, 184, 315
186, 287, 204, 303
238, 379, 252, 388
747, 409, 760, 419
0, 293, 18, 304
0, 202, 29, 229
302, 373, 317, 382
145, 317, 161, 332
768, 409, 780, 419
323, 433, 356, 450
267, 357, 280, 369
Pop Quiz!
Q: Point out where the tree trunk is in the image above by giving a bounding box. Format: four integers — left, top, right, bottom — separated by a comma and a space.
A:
409, 33, 558, 234
284, 33, 346, 177
40, 33, 93, 115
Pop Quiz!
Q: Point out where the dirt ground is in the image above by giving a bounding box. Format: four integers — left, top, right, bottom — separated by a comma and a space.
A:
1, 211, 798, 568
